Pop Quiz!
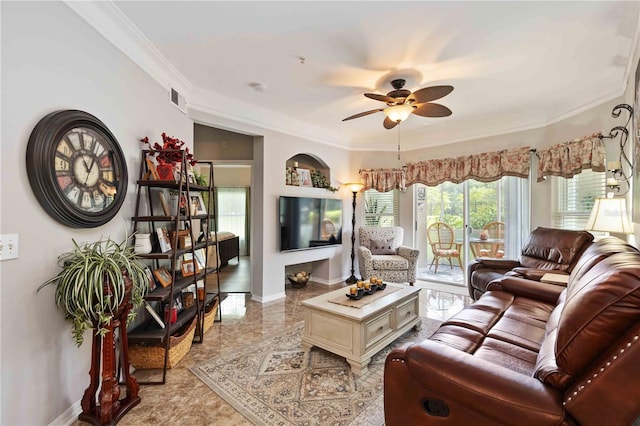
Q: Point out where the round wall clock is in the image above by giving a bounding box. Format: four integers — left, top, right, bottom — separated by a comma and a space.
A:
26, 110, 128, 228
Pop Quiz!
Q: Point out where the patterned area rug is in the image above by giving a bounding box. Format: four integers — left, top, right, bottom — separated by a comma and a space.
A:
190, 318, 442, 426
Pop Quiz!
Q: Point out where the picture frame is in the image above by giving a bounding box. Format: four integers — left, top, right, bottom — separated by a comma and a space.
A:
187, 169, 197, 185
144, 302, 165, 328
144, 267, 156, 291
156, 227, 171, 253
297, 168, 312, 187
181, 259, 196, 277
145, 157, 160, 180
173, 293, 184, 313
179, 235, 192, 249
183, 252, 203, 272
152, 266, 172, 288
189, 192, 207, 215
194, 248, 207, 271
158, 191, 171, 216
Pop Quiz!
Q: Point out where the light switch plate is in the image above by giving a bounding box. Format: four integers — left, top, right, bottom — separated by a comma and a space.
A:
0, 233, 19, 260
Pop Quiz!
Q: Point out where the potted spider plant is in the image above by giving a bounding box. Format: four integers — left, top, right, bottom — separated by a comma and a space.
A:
38, 236, 149, 346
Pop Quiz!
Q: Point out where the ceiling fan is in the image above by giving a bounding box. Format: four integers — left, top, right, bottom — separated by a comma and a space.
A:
342, 79, 454, 129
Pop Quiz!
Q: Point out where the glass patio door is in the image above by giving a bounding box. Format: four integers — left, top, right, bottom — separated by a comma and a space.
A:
415, 176, 529, 287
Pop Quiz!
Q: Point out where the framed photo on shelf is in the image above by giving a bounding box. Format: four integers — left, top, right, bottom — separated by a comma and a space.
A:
145, 157, 160, 180
297, 168, 312, 187
173, 293, 184, 313
152, 266, 172, 288
187, 169, 197, 185
158, 192, 171, 216
189, 192, 207, 215
156, 227, 171, 253
194, 248, 207, 271
144, 302, 165, 328
181, 259, 196, 277
144, 267, 156, 291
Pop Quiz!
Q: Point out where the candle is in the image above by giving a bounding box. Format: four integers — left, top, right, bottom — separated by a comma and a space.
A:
356, 281, 364, 288
364, 282, 371, 290
606, 178, 619, 187
293, 161, 299, 168
350, 287, 357, 295
608, 161, 622, 171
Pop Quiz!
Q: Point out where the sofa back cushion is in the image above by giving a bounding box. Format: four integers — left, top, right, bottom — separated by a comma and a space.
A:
534, 247, 640, 389
519, 227, 593, 272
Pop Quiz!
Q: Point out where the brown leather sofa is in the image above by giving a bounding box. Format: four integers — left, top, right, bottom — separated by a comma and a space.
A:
384, 237, 640, 425
468, 227, 594, 300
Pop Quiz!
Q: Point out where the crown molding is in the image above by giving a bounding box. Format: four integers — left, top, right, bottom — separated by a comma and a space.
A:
63, 1, 192, 96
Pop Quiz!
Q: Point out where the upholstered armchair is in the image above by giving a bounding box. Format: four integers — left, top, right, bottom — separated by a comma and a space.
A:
358, 226, 419, 285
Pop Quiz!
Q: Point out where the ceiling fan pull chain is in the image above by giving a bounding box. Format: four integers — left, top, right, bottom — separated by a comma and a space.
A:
397, 125, 401, 160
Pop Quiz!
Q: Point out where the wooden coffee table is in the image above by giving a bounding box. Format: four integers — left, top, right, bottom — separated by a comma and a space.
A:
301, 283, 421, 375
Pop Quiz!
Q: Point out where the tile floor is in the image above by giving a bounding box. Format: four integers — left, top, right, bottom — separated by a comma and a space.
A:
74, 262, 472, 425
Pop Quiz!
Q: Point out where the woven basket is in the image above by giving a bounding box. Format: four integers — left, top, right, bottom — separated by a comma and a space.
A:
129, 316, 197, 369
202, 299, 219, 334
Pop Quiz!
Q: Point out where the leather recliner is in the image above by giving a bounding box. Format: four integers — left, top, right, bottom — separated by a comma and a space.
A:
384, 237, 640, 425
468, 227, 593, 300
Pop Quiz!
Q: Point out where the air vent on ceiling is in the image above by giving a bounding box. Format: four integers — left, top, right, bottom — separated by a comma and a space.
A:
169, 87, 187, 114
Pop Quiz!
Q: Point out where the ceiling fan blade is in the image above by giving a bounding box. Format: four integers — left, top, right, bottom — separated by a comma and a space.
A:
407, 85, 454, 104
412, 102, 452, 118
342, 108, 384, 121
364, 93, 398, 104
383, 117, 399, 129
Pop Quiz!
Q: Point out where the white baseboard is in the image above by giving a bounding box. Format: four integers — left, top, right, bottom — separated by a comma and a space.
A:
49, 400, 81, 426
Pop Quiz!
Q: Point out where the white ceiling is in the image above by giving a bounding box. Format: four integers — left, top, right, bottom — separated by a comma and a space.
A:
111, 1, 640, 151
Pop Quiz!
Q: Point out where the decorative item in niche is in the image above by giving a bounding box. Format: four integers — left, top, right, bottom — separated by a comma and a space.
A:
297, 168, 312, 187
311, 170, 339, 192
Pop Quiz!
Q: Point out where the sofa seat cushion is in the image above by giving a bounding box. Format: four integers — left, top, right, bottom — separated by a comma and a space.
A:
434, 290, 554, 364
474, 337, 539, 376
371, 254, 408, 270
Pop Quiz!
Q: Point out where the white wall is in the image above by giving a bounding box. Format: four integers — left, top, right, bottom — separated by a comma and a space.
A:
1, 2, 193, 424
189, 108, 356, 303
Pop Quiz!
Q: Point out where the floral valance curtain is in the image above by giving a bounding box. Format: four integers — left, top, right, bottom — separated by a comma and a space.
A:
359, 168, 406, 192
536, 133, 605, 182
405, 146, 531, 187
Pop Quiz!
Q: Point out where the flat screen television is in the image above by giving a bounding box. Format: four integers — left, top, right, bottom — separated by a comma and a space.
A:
279, 196, 343, 251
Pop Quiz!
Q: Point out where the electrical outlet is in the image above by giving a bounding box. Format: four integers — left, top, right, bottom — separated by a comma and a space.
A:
0, 233, 19, 261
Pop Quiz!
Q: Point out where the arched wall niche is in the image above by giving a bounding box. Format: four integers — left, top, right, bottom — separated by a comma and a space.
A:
285, 153, 331, 189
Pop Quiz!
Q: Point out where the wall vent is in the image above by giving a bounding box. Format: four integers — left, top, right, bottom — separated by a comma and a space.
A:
169, 87, 187, 113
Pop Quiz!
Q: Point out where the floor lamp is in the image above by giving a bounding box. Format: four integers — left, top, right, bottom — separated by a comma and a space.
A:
345, 182, 365, 283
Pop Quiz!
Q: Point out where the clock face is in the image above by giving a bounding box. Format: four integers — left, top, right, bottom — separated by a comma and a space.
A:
26, 110, 128, 228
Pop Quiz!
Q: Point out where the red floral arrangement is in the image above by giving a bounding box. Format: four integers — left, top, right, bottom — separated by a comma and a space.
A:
140, 133, 197, 166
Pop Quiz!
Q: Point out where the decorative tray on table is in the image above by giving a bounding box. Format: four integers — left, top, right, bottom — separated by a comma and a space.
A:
346, 279, 386, 300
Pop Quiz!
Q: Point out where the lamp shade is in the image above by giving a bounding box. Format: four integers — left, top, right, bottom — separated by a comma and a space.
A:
384, 105, 413, 123
345, 182, 365, 193
585, 197, 633, 234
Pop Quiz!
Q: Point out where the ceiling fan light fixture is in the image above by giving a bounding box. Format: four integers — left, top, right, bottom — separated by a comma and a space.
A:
384, 104, 413, 123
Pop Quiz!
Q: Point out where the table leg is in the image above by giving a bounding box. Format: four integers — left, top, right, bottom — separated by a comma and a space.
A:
347, 357, 371, 376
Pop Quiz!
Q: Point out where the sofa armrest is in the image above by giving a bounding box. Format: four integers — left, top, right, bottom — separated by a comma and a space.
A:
398, 246, 419, 259
488, 276, 564, 304
385, 340, 564, 425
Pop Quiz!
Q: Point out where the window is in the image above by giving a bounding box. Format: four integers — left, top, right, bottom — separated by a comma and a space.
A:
216, 187, 248, 255
551, 169, 605, 230
363, 189, 399, 227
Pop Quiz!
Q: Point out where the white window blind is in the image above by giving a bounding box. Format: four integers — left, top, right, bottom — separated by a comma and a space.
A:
363, 189, 399, 227
551, 169, 605, 230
